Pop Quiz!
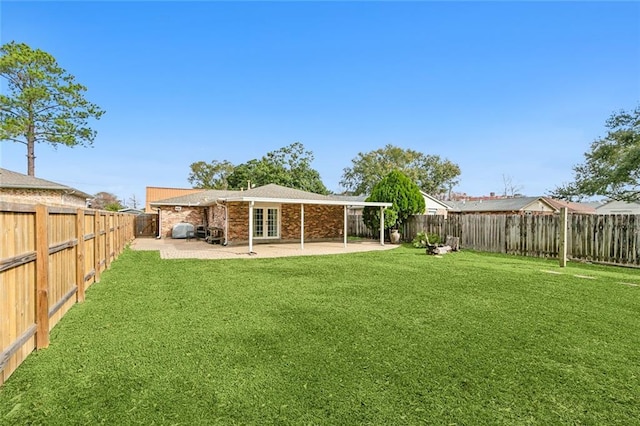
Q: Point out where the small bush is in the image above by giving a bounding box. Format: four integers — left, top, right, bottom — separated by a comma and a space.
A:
412, 231, 440, 248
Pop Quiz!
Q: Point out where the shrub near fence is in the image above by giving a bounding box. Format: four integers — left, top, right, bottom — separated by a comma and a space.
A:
348, 213, 640, 267
0, 202, 135, 385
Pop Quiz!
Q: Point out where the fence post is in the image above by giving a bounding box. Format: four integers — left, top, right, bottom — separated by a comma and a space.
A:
35, 204, 50, 349
76, 209, 86, 302
559, 207, 568, 267
94, 212, 101, 283
105, 213, 112, 268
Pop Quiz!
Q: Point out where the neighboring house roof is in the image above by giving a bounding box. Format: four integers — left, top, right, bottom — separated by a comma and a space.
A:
0, 167, 92, 199
118, 208, 144, 215
448, 197, 557, 213
595, 200, 640, 215
151, 184, 392, 208
542, 198, 596, 214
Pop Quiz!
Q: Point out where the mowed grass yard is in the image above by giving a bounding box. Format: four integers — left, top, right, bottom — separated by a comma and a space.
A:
1, 246, 639, 425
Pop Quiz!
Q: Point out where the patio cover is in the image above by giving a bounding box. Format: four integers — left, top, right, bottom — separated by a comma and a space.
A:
218, 184, 392, 253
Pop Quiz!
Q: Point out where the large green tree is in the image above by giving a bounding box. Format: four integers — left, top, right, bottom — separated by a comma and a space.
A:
363, 170, 425, 233
0, 42, 104, 176
188, 160, 234, 189
341, 144, 461, 196
226, 142, 330, 194
550, 106, 640, 202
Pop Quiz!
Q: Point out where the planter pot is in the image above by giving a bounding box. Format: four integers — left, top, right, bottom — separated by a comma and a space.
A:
390, 229, 401, 244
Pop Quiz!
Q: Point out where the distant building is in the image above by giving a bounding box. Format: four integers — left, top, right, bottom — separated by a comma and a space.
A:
448, 197, 557, 215
596, 200, 640, 215
542, 198, 596, 214
421, 191, 453, 217
145, 186, 204, 213
335, 191, 452, 217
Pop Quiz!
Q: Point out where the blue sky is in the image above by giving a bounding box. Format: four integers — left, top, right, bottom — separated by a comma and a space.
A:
1, 1, 639, 205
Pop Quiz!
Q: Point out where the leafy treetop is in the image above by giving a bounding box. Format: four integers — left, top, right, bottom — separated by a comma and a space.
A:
550, 105, 640, 202
189, 142, 330, 194
0, 41, 104, 176
341, 144, 460, 196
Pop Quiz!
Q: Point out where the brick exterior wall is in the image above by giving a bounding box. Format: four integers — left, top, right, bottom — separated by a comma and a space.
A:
1, 188, 87, 207
227, 202, 249, 242
208, 204, 227, 229
281, 204, 343, 240
225, 202, 343, 245
159, 206, 205, 238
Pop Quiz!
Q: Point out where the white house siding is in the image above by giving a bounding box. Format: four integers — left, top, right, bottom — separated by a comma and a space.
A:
596, 201, 640, 215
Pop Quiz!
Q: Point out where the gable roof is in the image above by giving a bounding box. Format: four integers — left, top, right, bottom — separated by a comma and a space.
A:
224, 184, 333, 202
222, 184, 391, 207
0, 168, 92, 199
151, 184, 391, 208
448, 197, 557, 213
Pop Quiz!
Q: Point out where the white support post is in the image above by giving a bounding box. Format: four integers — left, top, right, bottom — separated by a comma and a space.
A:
301, 204, 305, 250
248, 201, 254, 253
343, 205, 348, 248
380, 206, 385, 246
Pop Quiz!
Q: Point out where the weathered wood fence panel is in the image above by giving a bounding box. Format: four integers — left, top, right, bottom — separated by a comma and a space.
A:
347, 215, 376, 239
568, 214, 640, 266
0, 203, 134, 385
349, 213, 640, 267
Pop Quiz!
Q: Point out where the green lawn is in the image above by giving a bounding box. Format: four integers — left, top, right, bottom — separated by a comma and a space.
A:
1, 246, 639, 425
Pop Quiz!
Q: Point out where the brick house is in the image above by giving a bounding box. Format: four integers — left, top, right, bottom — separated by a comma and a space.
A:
150, 184, 392, 250
0, 168, 92, 207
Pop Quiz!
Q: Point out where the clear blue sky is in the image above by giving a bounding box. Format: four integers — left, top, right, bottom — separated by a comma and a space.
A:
1, 1, 639, 206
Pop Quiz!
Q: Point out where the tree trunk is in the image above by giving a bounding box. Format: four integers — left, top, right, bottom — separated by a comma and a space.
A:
27, 120, 35, 176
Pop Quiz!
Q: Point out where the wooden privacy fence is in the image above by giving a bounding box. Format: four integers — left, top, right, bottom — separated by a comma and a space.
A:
0, 203, 135, 385
348, 213, 640, 267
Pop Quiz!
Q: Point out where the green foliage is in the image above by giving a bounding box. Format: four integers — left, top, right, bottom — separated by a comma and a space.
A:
412, 231, 440, 248
362, 170, 425, 232
551, 105, 640, 202
341, 144, 461, 195
187, 160, 234, 189
204, 142, 329, 194
104, 203, 123, 212
0, 42, 104, 176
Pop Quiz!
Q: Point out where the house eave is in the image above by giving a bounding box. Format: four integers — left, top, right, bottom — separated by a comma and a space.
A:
217, 196, 392, 207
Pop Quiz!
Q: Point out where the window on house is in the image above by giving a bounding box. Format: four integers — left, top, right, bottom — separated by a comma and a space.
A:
253, 206, 280, 238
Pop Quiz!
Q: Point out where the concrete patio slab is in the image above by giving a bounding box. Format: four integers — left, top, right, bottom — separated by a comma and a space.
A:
130, 238, 398, 260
